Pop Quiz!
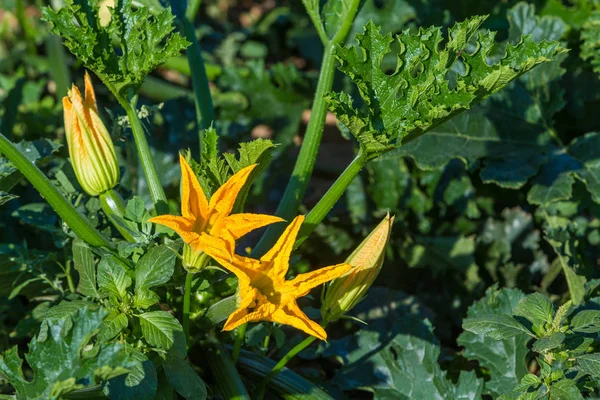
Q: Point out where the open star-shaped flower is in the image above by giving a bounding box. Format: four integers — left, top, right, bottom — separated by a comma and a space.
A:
149, 155, 283, 256
204, 216, 352, 340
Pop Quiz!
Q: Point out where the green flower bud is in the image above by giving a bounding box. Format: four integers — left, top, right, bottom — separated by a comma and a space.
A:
321, 213, 394, 322
63, 72, 119, 196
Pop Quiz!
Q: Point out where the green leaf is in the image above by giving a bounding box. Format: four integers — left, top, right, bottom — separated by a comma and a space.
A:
135, 245, 176, 291
582, 11, 600, 77
42, 0, 189, 98
514, 293, 555, 333
97, 255, 132, 299
463, 313, 534, 340
0, 307, 135, 399
138, 311, 186, 357
577, 354, 600, 377
103, 348, 157, 400
458, 287, 529, 397
557, 255, 586, 307
527, 132, 600, 205
549, 379, 584, 400
571, 310, 600, 333
99, 310, 129, 342
162, 356, 208, 400
133, 288, 161, 309
72, 239, 99, 298
328, 14, 564, 158
532, 332, 565, 353
330, 312, 484, 398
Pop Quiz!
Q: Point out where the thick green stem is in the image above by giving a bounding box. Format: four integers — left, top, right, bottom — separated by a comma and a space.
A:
118, 96, 168, 213
251, 44, 337, 256
232, 322, 247, 364
180, 17, 215, 158
0, 133, 113, 249
99, 189, 137, 242
252, 0, 361, 256
296, 150, 367, 247
183, 271, 193, 341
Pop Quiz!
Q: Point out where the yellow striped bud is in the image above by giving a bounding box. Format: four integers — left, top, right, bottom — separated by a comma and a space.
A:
63, 72, 119, 196
321, 213, 394, 322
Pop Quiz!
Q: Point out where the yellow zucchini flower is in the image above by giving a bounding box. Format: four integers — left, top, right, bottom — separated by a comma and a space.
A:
204, 216, 352, 341
62, 72, 119, 196
149, 154, 283, 259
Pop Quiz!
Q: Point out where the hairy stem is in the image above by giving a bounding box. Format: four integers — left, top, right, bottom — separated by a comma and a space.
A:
118, 96, 168, 213
252, 0, 361, 255
0, 133, 112, 249
296, 150, 368, 247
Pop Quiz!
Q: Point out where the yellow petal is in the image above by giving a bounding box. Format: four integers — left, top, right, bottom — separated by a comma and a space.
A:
179, 154, 209, 221
222, 287, 258, 331
290, 263, 352, 297
217, 213, 284, 241
62, 97, 74, 139
260, 215, 304, 278
148, 215, 196, 242
223, 301, 275, 331
272, 302, 327, 340
83, 71, 98, 113
208, 164, 256, 217
203, 250, 262, 285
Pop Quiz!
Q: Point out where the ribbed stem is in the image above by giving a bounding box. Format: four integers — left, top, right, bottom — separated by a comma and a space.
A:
183, 271, 193, 341
118, 96, 168, 214
0, 133, 112, 249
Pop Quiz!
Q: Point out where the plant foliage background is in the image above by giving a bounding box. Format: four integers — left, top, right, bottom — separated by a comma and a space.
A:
1, 0, 600, 399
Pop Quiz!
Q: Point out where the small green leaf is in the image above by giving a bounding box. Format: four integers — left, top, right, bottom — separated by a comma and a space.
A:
99, 311, 129, 342
133, 289, 161, 310
572, 310, 600, 333
135, 245, 176, 291
72, 239, 99, 298
577, 354, 600, 377
162, 356, 208, 400
463, 313, 534, 340
549, 379, 584, 400
103, 348, 157, 400
514, 293, 555, 333
138, 311, 186, 357
532, 332, 565, 353
97, 256, 132, 299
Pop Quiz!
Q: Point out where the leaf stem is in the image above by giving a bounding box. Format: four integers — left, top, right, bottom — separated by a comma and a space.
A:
252, 1, 361, 256
296, 150, 368, 246
64, 261, 76, 294
183, 271, 194, 341
180, 16, 215, 159
118, 95, 168, 213
232, 322, 247, 363
0, 133, 113, 249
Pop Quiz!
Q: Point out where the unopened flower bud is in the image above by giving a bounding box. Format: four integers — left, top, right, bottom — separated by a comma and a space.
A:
63, 72, 119, 196
321, 213, 394, 322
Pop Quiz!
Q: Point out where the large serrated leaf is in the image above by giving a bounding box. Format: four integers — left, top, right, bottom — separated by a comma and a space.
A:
457, 287, 529, 397
462, 313, 534, 339
42, 0, 188, 97
0, 307, 135, 399
514, 293, 555, 333
328, 10, 564, 158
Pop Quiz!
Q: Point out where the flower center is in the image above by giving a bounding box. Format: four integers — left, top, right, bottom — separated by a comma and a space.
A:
252, 272, 283, 304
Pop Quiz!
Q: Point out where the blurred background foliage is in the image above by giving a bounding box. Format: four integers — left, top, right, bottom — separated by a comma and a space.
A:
1, 0, 600, 397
